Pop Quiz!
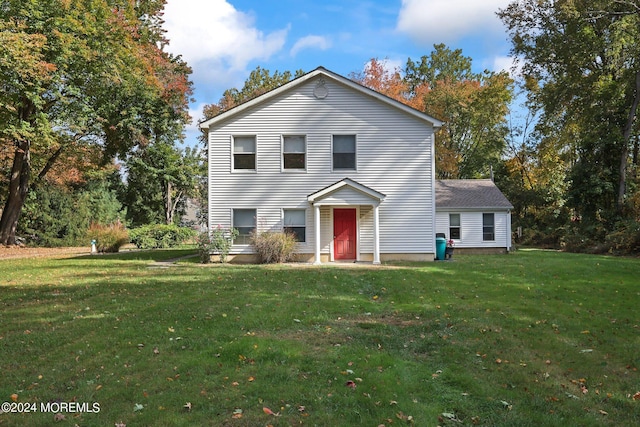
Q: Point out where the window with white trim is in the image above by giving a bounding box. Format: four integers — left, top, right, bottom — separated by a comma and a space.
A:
483, 213, 495, 241
282, 135, 306, 170
233, 209, 256, 244
449, 213, 460, 240
283, 209, 306, 242
233, 136, 256, 170
332, 135, 356, 170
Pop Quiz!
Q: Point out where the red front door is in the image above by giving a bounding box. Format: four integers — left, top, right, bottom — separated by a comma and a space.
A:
334, 208, 357, 260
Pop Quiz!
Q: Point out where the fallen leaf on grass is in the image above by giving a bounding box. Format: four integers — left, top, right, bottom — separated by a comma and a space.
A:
633, 392, 640, 401
232, 408, 243, 419
184, 402, 192, 411
599, 410, 608, 415
10, 394, 18, 402
396, 411, 413, 422
263, 407, 280, 416
133, 403, 144, 412
440, 412, 462, 423
345, 380, 356, 389
53, 413, 65, 421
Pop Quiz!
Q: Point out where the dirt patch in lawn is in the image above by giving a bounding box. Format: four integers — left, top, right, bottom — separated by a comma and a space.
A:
0, 246, 91, 260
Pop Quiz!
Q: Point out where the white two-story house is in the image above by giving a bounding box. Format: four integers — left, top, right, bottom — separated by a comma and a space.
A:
199, 67, 443, 263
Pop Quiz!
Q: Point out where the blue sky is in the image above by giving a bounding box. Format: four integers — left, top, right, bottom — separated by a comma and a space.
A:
163, 0, 514, 147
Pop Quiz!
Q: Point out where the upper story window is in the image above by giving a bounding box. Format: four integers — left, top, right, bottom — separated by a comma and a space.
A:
332, 135, 356, 170
449, 213, 460, 240
283, 135, 306, 170
283, 209, 306, 242
483, 213, 495, 241
233, 136, 256, 170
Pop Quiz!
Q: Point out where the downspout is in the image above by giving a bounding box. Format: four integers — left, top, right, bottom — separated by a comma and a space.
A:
430, 130, 437, 260
507, 209, 512, 253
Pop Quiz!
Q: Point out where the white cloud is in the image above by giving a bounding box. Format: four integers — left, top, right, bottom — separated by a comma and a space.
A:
290, 35, 331, 57
163, 0, 289, 71
492, 55, 519, 76
396, 0, 511, 44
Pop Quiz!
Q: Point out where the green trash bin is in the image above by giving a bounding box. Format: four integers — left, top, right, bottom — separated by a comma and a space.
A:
436, 236, 446, 260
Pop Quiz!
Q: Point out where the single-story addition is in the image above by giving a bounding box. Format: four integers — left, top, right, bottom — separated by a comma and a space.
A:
435, 179, 514, 253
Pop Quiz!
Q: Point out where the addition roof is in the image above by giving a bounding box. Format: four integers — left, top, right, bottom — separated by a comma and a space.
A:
436, 179, 513, 210
198, 66, 443, 129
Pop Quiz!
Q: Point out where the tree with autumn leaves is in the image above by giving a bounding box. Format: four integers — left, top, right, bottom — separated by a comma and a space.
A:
0, 0, 192, 245
351, 48, 514, 179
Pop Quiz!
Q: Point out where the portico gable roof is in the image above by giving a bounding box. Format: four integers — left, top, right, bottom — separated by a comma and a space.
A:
307, 178, 385, 206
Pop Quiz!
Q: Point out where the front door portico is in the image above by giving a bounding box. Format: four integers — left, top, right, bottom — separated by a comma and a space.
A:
307, 178, 385, 264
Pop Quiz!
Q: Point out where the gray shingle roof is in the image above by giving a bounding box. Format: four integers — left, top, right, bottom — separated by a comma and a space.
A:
436, 179, 513, 210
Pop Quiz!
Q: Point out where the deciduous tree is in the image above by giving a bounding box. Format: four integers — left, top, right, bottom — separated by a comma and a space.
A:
0, 0, 192, 244
123, 143, 204, 227
405, 44, 514, 178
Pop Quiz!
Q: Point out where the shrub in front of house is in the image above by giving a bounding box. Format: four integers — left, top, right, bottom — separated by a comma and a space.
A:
129, 224, 196, 249
196, 226, 238, 263
250, 230, 297, 264
87, 222, 129, 253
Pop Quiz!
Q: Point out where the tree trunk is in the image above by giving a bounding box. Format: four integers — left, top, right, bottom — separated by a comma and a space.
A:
618, 69, 640, 210
164, 180, 183, 225
165, 180, 172, 225
0, 139, 31, 245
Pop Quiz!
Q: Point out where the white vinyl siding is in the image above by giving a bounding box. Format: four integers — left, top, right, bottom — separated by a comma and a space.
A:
435, 210, 510, 249
208, 75, 436, 257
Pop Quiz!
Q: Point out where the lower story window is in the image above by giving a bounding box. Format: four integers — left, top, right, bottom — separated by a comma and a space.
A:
233, 209, 256, 244
449, 213, 460, 240
483, 213, 495, 241
283, 209, 306, 242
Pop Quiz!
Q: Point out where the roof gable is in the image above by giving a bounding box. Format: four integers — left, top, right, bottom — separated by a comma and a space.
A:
308, 178, 385, 206
436, 179, 513, 210
199, 66, 443, 129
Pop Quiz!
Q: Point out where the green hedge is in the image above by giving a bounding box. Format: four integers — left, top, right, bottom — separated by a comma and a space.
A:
129, 224, 196, 249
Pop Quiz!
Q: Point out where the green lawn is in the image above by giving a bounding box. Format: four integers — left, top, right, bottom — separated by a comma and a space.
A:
0, 249, 638, 426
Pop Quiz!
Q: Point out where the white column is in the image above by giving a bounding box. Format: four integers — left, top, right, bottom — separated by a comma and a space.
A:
373, 204, 381, 265
314, 204, 321, 264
